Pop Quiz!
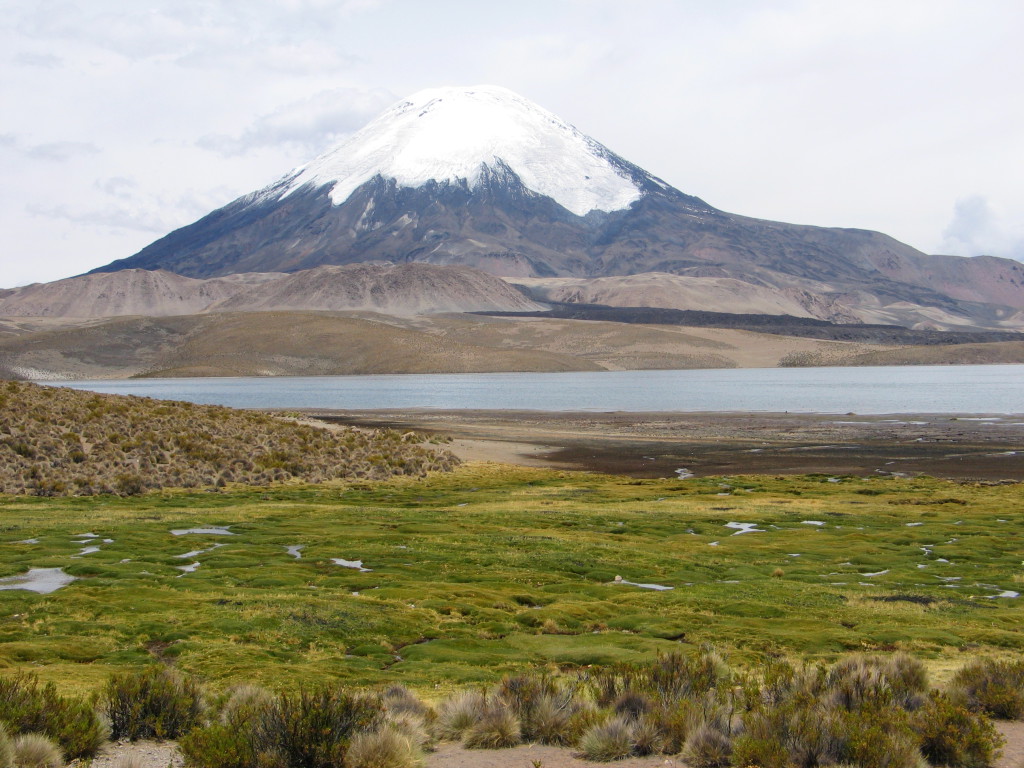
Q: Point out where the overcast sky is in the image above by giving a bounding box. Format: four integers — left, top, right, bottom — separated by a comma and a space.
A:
2, 0, 1022, 288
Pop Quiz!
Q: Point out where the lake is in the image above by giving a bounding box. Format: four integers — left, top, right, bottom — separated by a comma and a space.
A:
54, 364, 1024, 414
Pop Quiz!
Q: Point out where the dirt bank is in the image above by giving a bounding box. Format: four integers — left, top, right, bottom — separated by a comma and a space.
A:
306, 409, 1024, 481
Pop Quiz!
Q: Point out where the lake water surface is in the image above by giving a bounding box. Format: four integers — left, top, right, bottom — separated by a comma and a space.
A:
56, 364, 1024, 414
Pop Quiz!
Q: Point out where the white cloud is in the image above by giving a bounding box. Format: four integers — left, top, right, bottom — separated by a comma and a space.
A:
198, 87, 396, 156
1, 0, 1022, 288
940, 196, 1024, 260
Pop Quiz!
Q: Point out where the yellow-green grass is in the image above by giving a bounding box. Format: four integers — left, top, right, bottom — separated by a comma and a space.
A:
0, 465, 1021, 695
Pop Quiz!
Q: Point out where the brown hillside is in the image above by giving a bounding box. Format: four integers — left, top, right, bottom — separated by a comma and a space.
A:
0, 380, 458, 496
0, 311, 893, 379
835, 340, 1024, 367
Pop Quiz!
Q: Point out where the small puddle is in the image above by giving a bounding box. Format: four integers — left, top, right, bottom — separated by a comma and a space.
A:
176, 562, 201, 576
725, 522, 764, 535
175, 543, 226, 559
861, 569, 889, 577
0, 567, 76, 594
613, 576, 673, 591
801, 521, 825, 527
987, 590, 1020, 599
333, 558, 371, 572
73, 546, 101, 557
171, 527, 235, 536
286, 545, 304, 559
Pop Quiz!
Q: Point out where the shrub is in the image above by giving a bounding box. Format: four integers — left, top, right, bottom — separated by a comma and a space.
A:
0, 672, 106, 759
11, 734, 62, 768
838, 704, 920, 768
180, 723, 259, 768
647, 648, 730, 703
182, 685, 381, 768
682, 723, 732, 768
731, 733, 788, 768
949, 659, 1024, 719
275, 688, 382, 768
463, 701, 520, 749
102, 665, 204, 740
827, 655, 928, 712
344, 726, 421, 768
914, 692, 1004, 768
577, 716, 633, 762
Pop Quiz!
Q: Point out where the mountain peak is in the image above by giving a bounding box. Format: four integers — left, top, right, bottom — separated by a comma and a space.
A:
276, 84, 645, 216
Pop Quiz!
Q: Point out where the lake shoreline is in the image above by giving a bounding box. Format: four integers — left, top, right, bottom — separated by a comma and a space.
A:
303, 408, 1024, 481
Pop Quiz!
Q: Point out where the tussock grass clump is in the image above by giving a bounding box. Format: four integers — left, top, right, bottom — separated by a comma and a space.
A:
381, 685, 429, 719
344, 725, 421, 768
462, 701, 520, 750
384, 712, 432, 754
577, 715, 633, 762
0, 672, 106, 759
0, 380, 458, 496
433, 690, 485, 742
11, 734, 62, 768
682, 722, 733, 768
0, 723, 14, 768
102, 666, 204, 740
948, 658, 1024, 719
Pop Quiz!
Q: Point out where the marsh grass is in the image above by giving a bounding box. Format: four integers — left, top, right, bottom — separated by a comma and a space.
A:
0, 467, 1023, 689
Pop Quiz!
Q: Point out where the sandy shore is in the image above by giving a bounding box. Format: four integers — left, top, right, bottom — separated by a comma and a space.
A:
305, 409, 1024, 480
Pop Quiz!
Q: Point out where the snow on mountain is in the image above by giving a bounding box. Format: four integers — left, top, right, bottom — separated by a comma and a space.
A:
276, 85, 643, 216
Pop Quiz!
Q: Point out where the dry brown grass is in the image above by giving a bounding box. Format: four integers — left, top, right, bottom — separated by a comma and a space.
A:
0, 380, 458, 496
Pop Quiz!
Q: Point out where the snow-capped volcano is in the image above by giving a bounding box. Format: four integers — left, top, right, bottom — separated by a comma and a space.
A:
90, 85, 1024, 330
277, 85, 644, 216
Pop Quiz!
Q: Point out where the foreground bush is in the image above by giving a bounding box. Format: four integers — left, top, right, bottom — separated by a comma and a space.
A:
915, 692, 1004, 768
949, 658, 1024, 719
102, 666, 204, 740
181, 684, 383, 768
0, 672, 106, 759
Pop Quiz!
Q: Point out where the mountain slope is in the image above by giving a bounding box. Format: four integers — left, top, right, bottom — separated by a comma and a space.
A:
87, 85, 1024, 330
0, 263, 542, 319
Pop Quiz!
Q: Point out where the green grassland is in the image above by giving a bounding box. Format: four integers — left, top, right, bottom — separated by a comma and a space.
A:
0, 466, 1021, 695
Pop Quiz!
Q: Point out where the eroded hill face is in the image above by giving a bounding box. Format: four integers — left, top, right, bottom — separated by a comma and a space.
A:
0, 263, 543, 319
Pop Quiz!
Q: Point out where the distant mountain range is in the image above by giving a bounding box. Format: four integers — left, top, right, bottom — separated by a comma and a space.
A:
84, 85, 1024, 332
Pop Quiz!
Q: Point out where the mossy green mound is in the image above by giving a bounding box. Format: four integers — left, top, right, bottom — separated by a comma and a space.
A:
0, 466, 1021, 692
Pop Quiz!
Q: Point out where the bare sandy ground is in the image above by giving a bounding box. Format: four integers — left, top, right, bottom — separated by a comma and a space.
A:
308, 409, 1024, 481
